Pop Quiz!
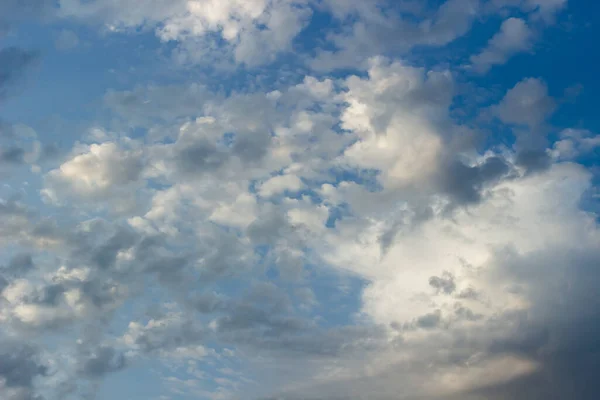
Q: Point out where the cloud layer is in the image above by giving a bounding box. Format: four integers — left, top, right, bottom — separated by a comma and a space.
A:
1, 1, 599, 399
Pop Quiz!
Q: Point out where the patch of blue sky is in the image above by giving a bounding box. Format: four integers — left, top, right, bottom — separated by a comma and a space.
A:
303, 263, 369, 328
96, 359, 173, 400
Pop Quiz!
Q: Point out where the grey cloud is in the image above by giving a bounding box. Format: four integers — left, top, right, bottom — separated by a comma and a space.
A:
311, 0, 480, 71
0, 197, 32, 239
126, 314, 206, 355
79, 346, 127, 378
32, 283, 66, 306
0, 146, 26, 164
494, 78, 556, 128
247, 211, 291, 245
416, 310, 442, 329
515, 149, 551, 174
454, 305, 483, 321
4, 253, 35, 276
457, 287, 480, 300
441, 156, 510, 205
429, 271, 456, 294
104, 84, 213, 128
187, 291, 229, 314
0, 344, 47, 399
175, 140, 230, 175
491, 78, 556, 149
231, 133, 271, 164
467, 247, 600, 399
89, 228, 138, 270
132, 234, 199, 285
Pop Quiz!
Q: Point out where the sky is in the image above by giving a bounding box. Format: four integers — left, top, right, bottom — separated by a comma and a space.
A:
1, 1, 600, 399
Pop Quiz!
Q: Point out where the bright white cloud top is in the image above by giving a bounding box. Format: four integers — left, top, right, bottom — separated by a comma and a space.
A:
0, 1, 599, 400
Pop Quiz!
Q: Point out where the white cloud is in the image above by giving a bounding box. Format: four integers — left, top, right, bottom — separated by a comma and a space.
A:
470, 18, 534, 74
490, 77, 556, 148
1, 2, 596, 398
42, 140, 146, 213
258, 174, 304, 197
58, 0, 312, 66
310, 0, 480, 71
552, 128, 600, 160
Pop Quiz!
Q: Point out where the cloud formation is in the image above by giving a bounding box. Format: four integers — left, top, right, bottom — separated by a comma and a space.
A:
2, 1, 600, 399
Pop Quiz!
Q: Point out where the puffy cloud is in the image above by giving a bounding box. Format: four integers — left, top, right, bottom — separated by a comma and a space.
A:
1, 2, 597, 399
42, 141, 146, 213
0, 343, 47, 400
470, 18, 534, 74
78, 346, 127, 378
310, 0, 481, 71
490, 77, 556, 149
338, 57, 451, 190
552, 128, 600, 160
58, 0, 312, 66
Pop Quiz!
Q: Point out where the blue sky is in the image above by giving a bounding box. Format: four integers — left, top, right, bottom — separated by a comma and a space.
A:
1, 1, 600, 400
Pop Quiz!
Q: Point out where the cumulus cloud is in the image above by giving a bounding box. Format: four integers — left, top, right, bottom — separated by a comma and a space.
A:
470, 18, 534, 74
2, 1, 597, 400
42, 140, 147, 213
57, 0, 312, 66
0, 343, 47, 400
490, 77, 557, 148
310, 0, 481, 71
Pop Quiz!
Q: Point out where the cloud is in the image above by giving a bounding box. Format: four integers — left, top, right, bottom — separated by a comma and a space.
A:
42, 141, 146, 213
58, 0, 312, 66
490, 77, 556, 148
310, 0, 480, 71
470, 18, 535, 74
0, 2, 598, 399
78, 346, 127, 378
0, 343, 47, 400
552, 128, 600, 160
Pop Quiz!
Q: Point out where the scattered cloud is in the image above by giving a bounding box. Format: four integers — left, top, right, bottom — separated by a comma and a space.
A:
2, 1, 598, 400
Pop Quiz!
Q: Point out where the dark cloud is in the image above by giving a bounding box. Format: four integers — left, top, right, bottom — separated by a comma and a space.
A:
231, 132, 271, 163
79, 346, 127, 378
429, 271, 456, 294
469, 247, 600, 400
175, 140, 230, 175
89, 228, 138, 270
0, 343, 47, 399
32, 283, 66, 306
515, 149, 551, 174
0, 146, 26, 164
453, 305, 483, 321
416, 310, 442, 329
441, 156, 510, 205
3, 253, 35, 276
